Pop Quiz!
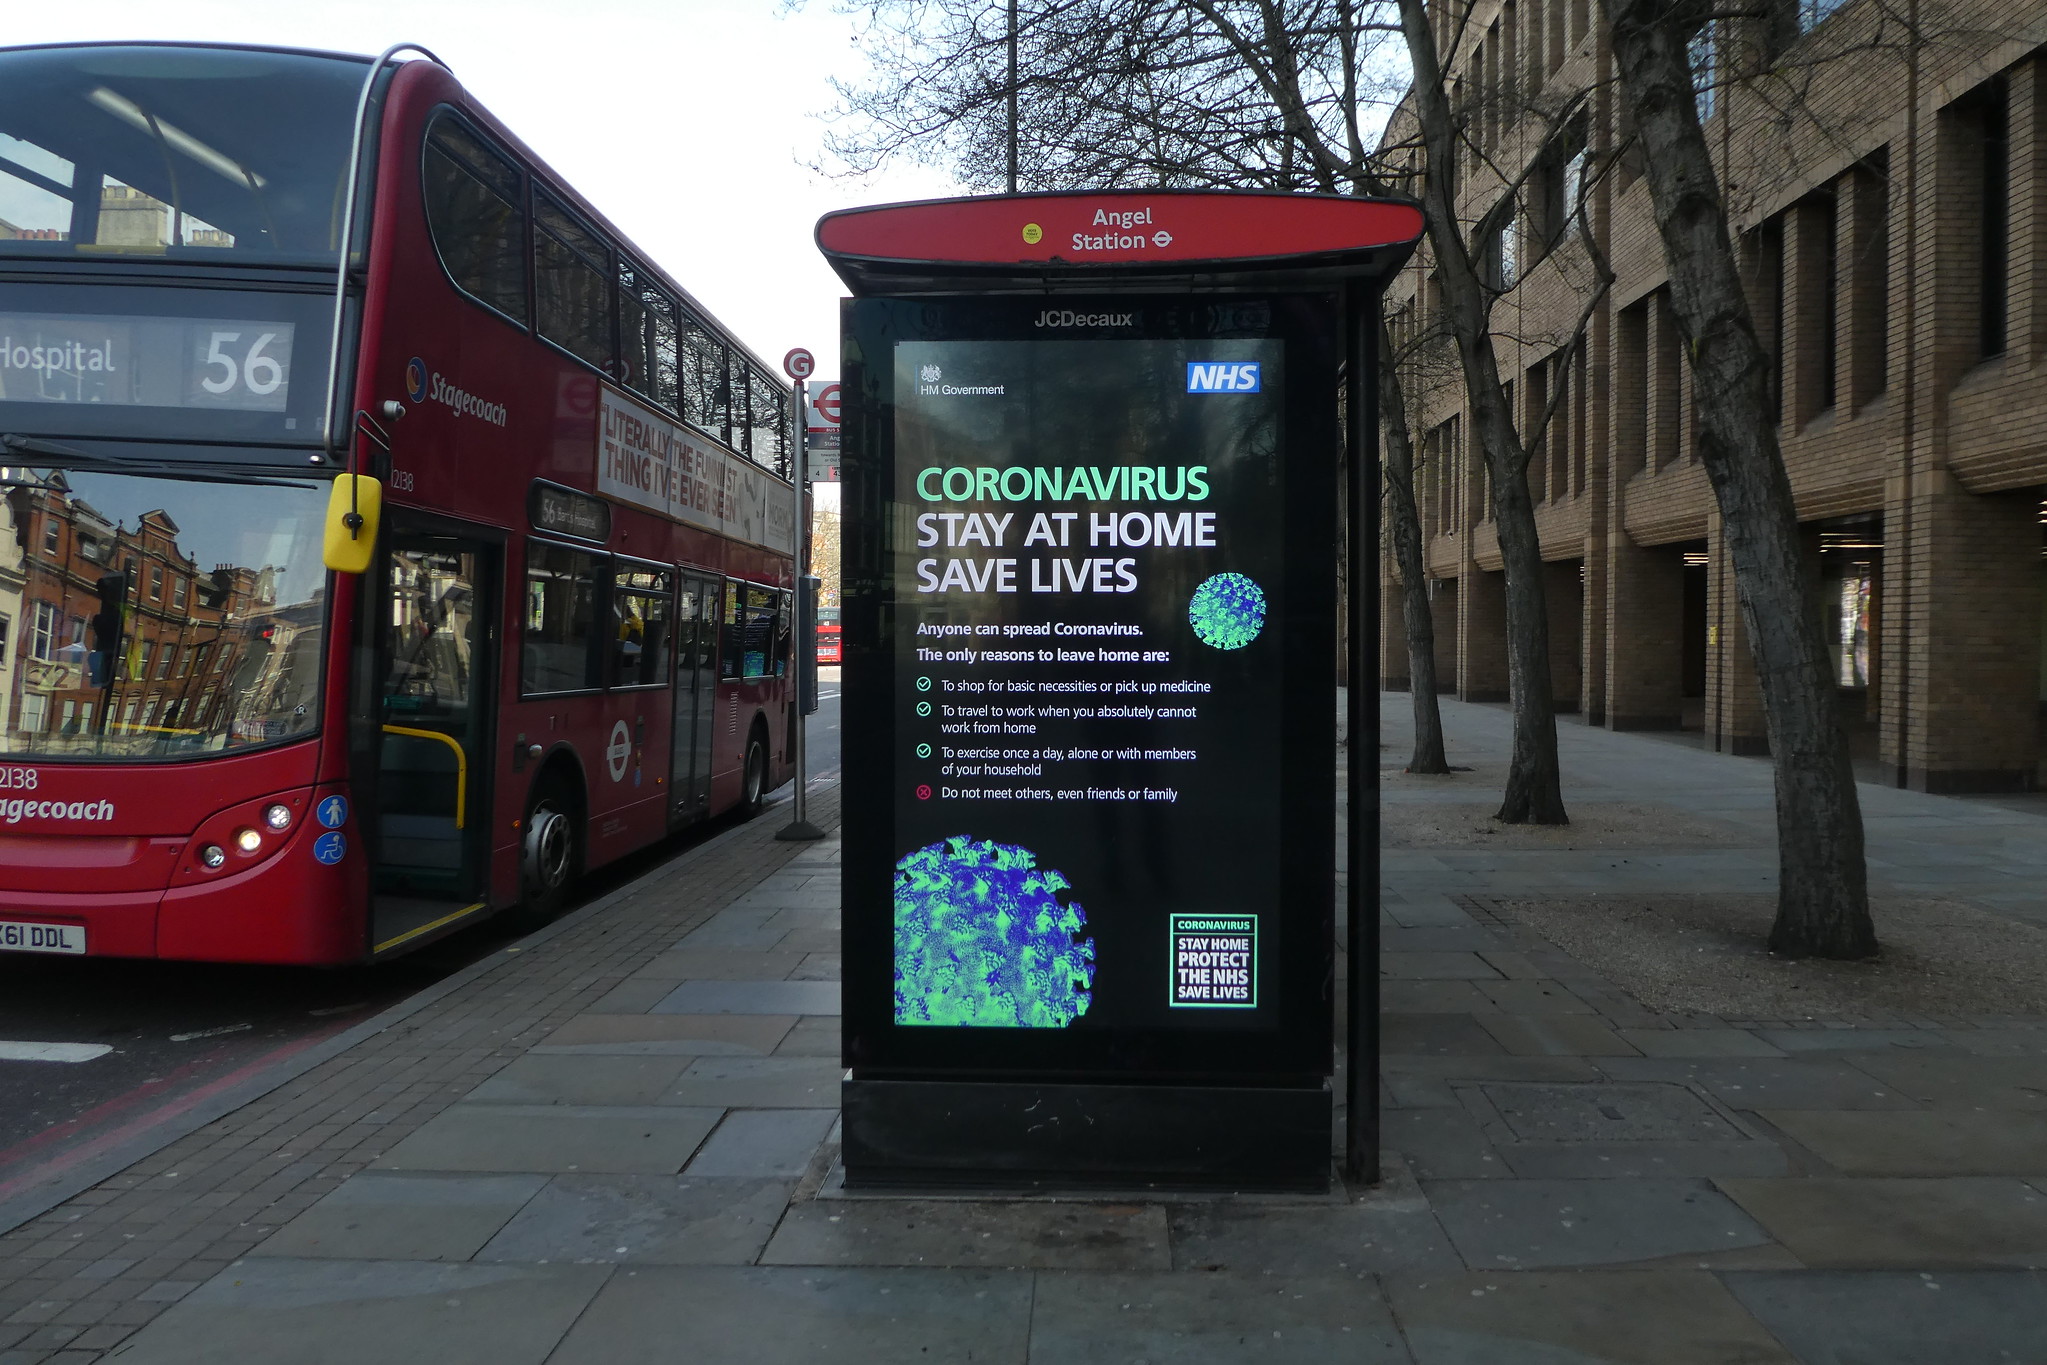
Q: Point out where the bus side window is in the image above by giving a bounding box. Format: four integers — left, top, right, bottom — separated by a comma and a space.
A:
611, 566, 672, 688
534, 190, 614, 373
748, 370, 786, 477
619, 263, 680, 413
523, 541, 603, 694
679, 308, 727, 441
422, 116, 528, 324
771, 588, 791, 678
742, 585, 775, 680
719, 582, 741, 682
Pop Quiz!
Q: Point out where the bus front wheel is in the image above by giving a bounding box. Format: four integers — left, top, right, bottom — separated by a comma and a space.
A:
522, 779, 580, 916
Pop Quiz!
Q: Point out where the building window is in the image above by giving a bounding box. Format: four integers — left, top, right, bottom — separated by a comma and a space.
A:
150, 564, 163, 599
1818, 193, 1840, 415
1690, 22, 1717, 122
19, 692, 47, 734
1975, 78, 2010, 358
0, 614, 9, 660
29, 602, 55, 660
173, 575, 187, 609
156, 644, 175, 679
41, 518, 58, 556
1799, 0, 1848, 32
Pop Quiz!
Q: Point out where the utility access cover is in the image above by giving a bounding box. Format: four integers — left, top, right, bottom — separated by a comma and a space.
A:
1479, 1083, 1750, 1144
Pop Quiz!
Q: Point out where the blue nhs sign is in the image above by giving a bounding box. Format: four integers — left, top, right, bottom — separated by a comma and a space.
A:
1186, 361, 1261, 393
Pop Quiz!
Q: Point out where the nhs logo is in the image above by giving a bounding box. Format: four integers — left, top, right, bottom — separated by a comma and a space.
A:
1186, 361, 1261, 393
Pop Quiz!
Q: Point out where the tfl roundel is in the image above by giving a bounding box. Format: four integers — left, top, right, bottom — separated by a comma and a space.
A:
405, 357, 429, 404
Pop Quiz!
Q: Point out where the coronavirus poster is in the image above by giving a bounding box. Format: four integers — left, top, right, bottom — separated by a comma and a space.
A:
890, 333, 1284, 1035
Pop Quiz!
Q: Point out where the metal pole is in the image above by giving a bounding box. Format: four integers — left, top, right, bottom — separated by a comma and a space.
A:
779, 377, 825, 842
1006, 0, 1019, 193
1343, 285, 1382, 1186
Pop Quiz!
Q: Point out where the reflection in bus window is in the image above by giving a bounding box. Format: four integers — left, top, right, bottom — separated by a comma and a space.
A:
0, 47, 362, 262
384, 548, 477, 717
522, 542, 601, 693
423, 115, 528, 323
719, 584, 781, 682
619, 264, 680, 412
534, 191, 612, 371
611, 567, 672, 687
679, 308, 728, 440
0, 468, 326, 759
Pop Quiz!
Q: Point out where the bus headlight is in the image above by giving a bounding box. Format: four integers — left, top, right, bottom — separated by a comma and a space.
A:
234, 828, 263, 854
263, 804, 293, 831
199, 844, 226, 869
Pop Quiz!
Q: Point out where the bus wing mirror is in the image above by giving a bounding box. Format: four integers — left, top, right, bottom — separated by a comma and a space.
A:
323, 474, 383, 574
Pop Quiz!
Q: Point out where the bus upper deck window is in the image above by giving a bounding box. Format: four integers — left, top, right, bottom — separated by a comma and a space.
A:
424, 116, 528, 324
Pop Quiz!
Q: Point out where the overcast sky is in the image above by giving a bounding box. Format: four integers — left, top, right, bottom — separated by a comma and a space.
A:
6, 0, 957, 383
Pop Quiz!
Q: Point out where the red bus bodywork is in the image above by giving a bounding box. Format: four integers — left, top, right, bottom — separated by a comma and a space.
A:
0, 53, 795, 964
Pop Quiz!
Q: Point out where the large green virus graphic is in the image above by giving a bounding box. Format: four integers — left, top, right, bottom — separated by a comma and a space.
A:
895, 836, 1095, 1027
1188, 572, 1267, 650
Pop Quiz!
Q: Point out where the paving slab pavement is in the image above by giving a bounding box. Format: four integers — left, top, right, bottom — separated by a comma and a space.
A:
6, 700, 2047, 1360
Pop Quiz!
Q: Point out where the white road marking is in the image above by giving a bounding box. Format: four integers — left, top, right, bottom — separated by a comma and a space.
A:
0, 1041, 113, 1063
169, 1023, 253, 1042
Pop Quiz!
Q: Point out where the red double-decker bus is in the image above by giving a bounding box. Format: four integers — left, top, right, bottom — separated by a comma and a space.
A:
0, 42, 799, 963
815, 606, 842, 666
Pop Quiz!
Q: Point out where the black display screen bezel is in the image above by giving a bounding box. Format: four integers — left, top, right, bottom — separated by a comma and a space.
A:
840, 291, 1339, 1086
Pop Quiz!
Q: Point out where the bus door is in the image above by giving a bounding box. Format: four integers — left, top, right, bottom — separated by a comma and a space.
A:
669, 574, 720, 822
370, 526, 499, 950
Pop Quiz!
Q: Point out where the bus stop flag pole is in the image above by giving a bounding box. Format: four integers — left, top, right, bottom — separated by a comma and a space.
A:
778, 356, 825, 842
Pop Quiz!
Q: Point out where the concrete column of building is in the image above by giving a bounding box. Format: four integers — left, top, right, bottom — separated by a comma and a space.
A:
1457, 566, 1511, 703
1543, 559, 1584, 712
1704, 518, 1769, 755
1603, 536, 1684, 730
1892, 477, 2041, 791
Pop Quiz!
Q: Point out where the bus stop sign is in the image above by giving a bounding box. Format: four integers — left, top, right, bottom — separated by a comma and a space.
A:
819, 190, 1422, 1190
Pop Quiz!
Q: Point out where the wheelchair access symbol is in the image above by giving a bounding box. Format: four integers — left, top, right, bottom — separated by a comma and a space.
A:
317, 795, 349, 829
313, 831, 347, 865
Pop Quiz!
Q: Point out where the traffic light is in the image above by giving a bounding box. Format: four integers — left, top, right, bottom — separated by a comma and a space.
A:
89, 572, 128, 688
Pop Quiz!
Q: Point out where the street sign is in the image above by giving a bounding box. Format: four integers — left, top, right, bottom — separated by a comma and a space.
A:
804, 379, 842, 483
783, 347, 816, 381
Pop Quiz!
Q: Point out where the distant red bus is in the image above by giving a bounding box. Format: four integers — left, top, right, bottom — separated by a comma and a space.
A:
0, 43, 798, 963
816, 607, 842, 665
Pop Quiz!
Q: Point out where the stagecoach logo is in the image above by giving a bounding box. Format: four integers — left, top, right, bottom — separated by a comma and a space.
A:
407, 356, 508, 427
606, 720, 631, 783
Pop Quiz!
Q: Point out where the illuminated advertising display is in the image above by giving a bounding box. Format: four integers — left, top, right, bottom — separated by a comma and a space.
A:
821, 190, 1421, 1190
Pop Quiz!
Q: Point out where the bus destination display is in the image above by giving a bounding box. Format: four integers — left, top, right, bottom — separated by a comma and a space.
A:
0, 312, 295, 412
892, 336, 1284, 1035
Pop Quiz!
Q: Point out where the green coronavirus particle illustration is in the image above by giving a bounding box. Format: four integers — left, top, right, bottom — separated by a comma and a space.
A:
1188, 572, 1267, 650
895, 835, 1095, 1027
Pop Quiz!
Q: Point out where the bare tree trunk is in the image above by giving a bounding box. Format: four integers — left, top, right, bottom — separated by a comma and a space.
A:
1380, 345, 1449, 773
1396, 0, 1567, 823
1602, 0, 1874, 958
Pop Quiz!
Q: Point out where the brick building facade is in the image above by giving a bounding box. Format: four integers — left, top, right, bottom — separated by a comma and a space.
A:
1382, 0, 2047, 792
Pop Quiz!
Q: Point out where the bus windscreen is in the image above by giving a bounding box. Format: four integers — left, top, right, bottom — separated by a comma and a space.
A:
0, 46, 367, 264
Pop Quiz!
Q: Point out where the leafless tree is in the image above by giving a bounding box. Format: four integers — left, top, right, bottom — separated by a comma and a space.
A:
1600, 0, 1875, 958
822, 0, 1525, 791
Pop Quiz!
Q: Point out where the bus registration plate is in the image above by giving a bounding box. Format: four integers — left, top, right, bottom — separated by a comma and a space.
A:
0, 922, 85, 955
